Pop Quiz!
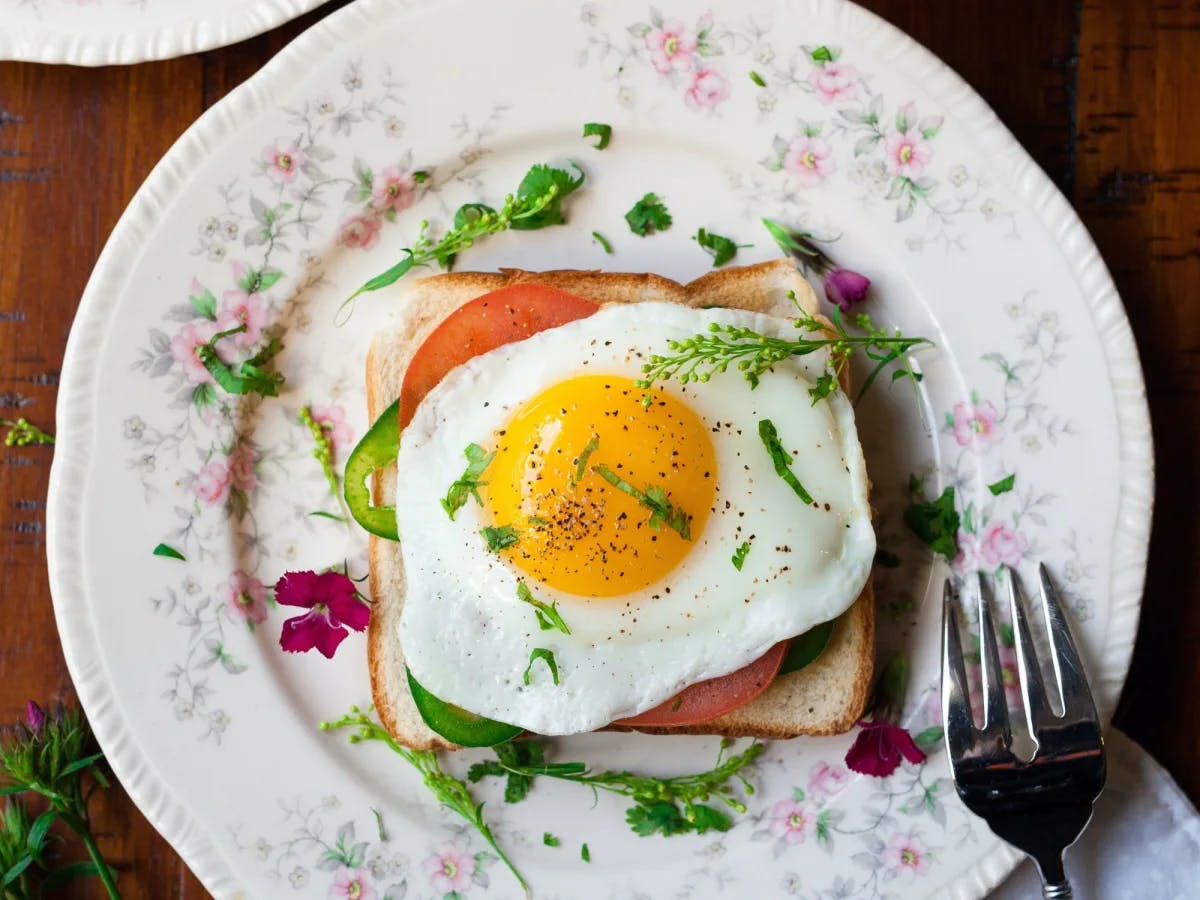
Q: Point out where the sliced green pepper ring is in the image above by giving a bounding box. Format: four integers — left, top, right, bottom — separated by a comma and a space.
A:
406, 668, 523, 747
344, 399, 400, 540
778, 618, 835, 676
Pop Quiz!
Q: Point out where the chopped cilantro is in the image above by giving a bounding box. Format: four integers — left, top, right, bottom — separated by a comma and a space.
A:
758, 419, 814, 504
197, 325, 285, 397
749, 70, 766, 87
731, 540, 751, 571
625, 193, 672, 236
903, 485, 960, 560
440, 443, 495, 519
572, 434, 600, 485
592, 464, 691, 539
480, 525, 519, 552
582, 122, 612, 149
581, 843, 591, 862
524, 648, 560, 686
988, 474, 1015, 496
510, 163, 585, 231
517, 581, 572, 635
152, 543, 186, 561
694, 228, 747, 267
543, 832, 560, 847
467, 739, 546, 804
591, 230, 614, 254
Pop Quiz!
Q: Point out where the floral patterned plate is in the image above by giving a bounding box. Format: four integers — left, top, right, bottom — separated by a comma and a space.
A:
46, 0, 1152, 897
0, 0, 329, 65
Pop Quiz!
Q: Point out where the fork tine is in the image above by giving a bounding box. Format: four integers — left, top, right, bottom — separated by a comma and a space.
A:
1004, 566, 1052, 740
1038, 562, 1100, 723
941, 580, 975, 762
976, 574, 1012, 749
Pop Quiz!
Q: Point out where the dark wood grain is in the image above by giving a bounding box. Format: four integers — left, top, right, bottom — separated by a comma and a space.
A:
0, 0, 1194, 895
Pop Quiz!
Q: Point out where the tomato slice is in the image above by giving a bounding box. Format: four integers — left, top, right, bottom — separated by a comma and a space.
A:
614, 641, 789, 728
399, 283, 601, 427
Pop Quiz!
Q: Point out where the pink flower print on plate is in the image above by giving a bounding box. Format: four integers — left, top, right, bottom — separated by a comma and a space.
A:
327, 867, 376, 900
170, 320, 218, 385
685, 65, 730, 109
310, 404, 353, 452
194, 458, 231, 506
338, 213, 382, 250
979, 521, 1027, 569
262, 142, 306, 184
371, 166, 416, 216
884, 125, 933, 179
783, 135, 835, 185
768, 798, 817, 844
951, 530, 979, 574
807, 61, 859, 104
222, 570, 268, 627
952, 399, 1002, 450
881, 832, 930, 875
644, 18, 698, 73
807, 762, 850, 800
227, 444, 257, 492
217, 289, 268, 348
423, 844, 476, 894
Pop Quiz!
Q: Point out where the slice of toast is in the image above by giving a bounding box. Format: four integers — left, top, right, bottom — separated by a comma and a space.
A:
366, 259, 874, 750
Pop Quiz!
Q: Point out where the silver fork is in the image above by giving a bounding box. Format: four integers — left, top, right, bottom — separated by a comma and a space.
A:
942, 564, 1106, 900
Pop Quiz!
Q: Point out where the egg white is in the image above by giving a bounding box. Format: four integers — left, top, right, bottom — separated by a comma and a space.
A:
395, 302, 875, 735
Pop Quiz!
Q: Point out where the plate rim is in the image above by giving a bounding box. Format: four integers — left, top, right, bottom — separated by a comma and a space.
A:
45, 0, 1154, 896
0, 0, 330, 65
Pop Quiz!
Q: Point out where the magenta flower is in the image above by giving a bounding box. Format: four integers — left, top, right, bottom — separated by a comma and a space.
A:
823, 267, 871, 311
807, 761, 850, 799
884, 128, 933, 178
979, 521, 1027, 569
25, 701, 45, 732
276, 570, 369, 659
881, 832, 930, 875
423, 845, 476, 894
951, 400, 1002, 450
262, 142, 306, 184
371, 166, 416, 216
684, 65, 730, 109
310, 404, 354, 452
806, 61, 859, 104
222, 570, 268, 627
783, 135, 835, 185
844, 719, 926, 777
195, 458, 232, 506
170, 320, 218, 385
327, 867, 376, 900
227, 444, 257, 492
217, 289, 268, 348
338, 213, 382, 250
768, 798, 816, 844
644, 18, 697, 73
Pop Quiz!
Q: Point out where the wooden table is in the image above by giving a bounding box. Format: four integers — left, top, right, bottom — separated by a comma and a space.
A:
1, 1, 1195, 895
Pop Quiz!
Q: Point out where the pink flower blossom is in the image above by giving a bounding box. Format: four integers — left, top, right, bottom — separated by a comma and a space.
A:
423, 844, 475, 894
806, 61, 859, 104
952, 400, 1002, 450
194, 458, 231, 506
276, 570, 370, 659
979, 521, 1027, 569
644, 18, 697, 73
807, 762, 850, 799
371, 166, 416, 215
217, 289, 268, 348
338, 213, 382, 250
823, 268, 871, 311
170, 320, 218, 385
262, 142, 306, 184
884, 128, 933, 178
951, 530, 979, 574
328, 867, 376, 900
684, 65, 730, 109
310, 404, 354, 452
844, 719, 925, 778
222, 570, 268, 627
227, 443, 257, 492
881, 832, 930, 875
768, 798, 816, 844
782, 135, 835, 185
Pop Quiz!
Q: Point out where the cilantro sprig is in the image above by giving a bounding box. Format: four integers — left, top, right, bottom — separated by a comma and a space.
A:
758, 419, 814, 504
582, 122, 612, 150
904, 485, 960, 560
592, 464, 691, 539
523, 649, 560, 686
468, 739, 763, 838
342, 163, 585, 318
731, 540, 752, 571
197, 325, 285, 397
694, 228, 748, 268
625, 193, 672, 236
441, 443, 495, 519
481, 525, 519, 552
517, 581, 571, 635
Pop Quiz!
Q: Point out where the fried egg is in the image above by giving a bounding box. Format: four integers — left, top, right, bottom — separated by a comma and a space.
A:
395, 301, 874, 735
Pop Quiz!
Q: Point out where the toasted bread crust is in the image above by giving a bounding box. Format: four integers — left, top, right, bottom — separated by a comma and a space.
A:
365, 260, 873, 750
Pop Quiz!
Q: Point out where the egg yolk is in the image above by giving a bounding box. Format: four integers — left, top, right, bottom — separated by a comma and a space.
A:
483, 375, 716, 598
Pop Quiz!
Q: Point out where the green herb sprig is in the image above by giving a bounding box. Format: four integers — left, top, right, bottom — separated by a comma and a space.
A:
1, 418, 54, 447
731, 540, 752, 571
694, 228, 749, 268
441, 443, 495, 520
517, 582, 571, 635
481, 525, 519, 552
322, 707, 530, 898
197, 325, 285, 397
758, 419, 814, 504
523, 649, 560, 686
904, 485, 960, 560
469, 739, 764, 838
591, 464, 690, 539
572, 435, 600, 485
582, 123, 612, 150
625, 193, 672, 236
298, 406, 343, 509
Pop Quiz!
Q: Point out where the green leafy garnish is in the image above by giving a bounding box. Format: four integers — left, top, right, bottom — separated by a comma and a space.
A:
904, 486, 960, 560
152, 543, 186, 561
694, 228, 747, 268
592, 231, 614, 254
481, 525, 519, 552
1, 418, 54, 447
517, 581, 571, 635
572, 434, 600, 485
625, 193, 672, 236
582, 122, 612, 150
731, 540, 751, 571
523, 648, 560, 686
592, 464, 691, 539
543, 832, 560, 847
466, 738, 545, 804
778, 620, 835, 675
441, 443, 495, 520
469, 739, 764, 839
323, 707, 529, 898
581, 843, 591, 862
988, 474, 1015, 496
342, 162, 585, 316
749, 70, 767, 87
197, 325, 285, 397
758, 419, 814, 505
810, 45, 835, 63
299, 405, 341, 504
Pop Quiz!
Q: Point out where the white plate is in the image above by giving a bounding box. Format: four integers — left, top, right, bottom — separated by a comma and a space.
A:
0, 0, 329, 65
47, 0, 1153, 897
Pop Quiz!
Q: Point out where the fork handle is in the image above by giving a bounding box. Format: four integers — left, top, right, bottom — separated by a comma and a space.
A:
1043, 881, 1072, 899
